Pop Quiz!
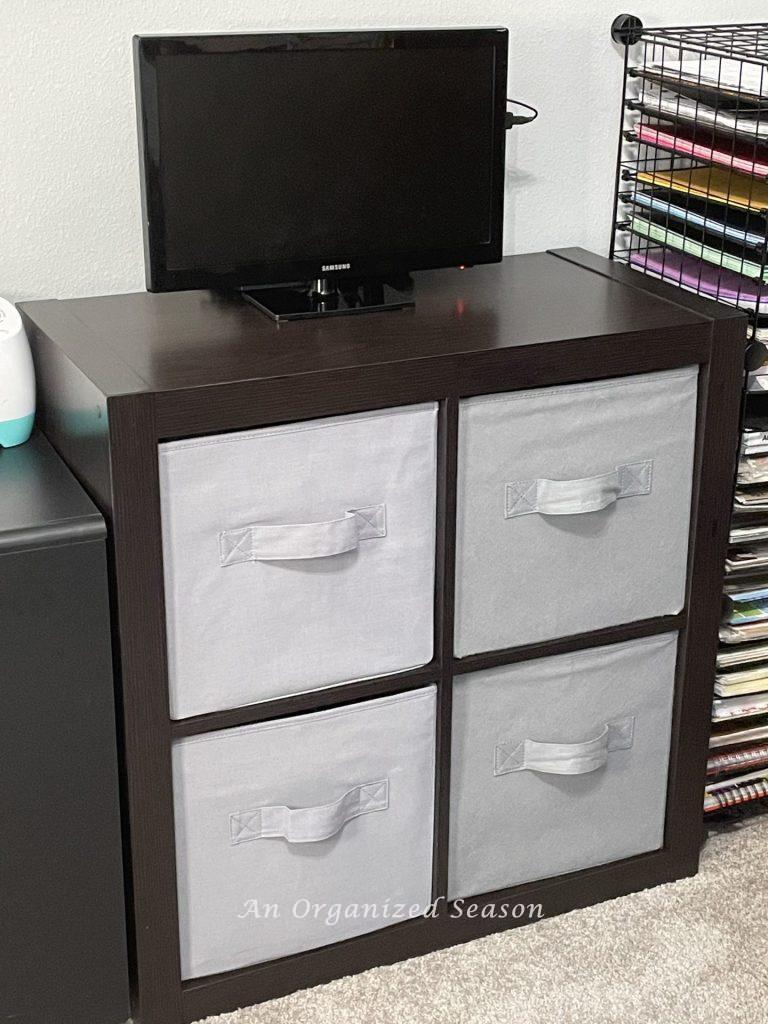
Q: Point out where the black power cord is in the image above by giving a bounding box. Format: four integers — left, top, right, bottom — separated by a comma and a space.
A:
505, 99, 538, 129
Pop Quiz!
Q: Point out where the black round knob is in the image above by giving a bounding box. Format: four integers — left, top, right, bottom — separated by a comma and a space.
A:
611, 14, 644, 46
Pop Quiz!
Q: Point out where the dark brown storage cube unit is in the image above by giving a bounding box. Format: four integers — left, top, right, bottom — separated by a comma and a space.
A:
19, 249, 745, 1024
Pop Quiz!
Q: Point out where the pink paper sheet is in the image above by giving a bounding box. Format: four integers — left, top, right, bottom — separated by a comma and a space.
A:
630, 248, 768, 310
634, 123, 768, 178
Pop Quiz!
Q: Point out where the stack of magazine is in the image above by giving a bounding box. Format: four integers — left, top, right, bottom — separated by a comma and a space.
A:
711, 419, 768, 815
726, 421, 768, 577
708, 645, 768, 813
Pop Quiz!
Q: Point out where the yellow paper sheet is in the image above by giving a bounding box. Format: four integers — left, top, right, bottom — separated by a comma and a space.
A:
636, 167, 768, 213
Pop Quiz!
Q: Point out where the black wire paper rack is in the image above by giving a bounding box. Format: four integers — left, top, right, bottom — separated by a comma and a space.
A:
611, 17, 768, 825
610, 16, 768, 352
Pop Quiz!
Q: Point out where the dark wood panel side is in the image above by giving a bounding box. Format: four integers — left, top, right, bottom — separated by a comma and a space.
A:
664, 319, 746, 868
22, 316, 115, 513
154, 329, 711, 439
18, 300, 149, 397
107, 394, 183, 1024
181, 845, 683, 1024
174, 618, 688, 740
454, 614, 687, 675
550, 247, 749, 324
171, 665, 440, 738
433, 399, 459, 901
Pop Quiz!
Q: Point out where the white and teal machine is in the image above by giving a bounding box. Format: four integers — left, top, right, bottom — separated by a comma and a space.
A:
0, 297, 35, 447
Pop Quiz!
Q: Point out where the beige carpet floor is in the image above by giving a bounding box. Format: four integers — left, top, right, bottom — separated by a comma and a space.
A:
198, 820, 768, 1024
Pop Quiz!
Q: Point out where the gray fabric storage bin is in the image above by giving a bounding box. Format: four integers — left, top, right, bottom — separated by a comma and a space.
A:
454, 368, 698, 657
448, 633, 677, 900
159, 403, 437, 719
173, 686, 436, 979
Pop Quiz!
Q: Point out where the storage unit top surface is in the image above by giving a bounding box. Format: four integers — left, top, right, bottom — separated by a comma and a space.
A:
0, 432, 104, 552
18, 249, 743, 397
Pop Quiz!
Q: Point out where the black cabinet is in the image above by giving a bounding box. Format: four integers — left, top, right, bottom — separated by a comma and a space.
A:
0, 434, 129, 1024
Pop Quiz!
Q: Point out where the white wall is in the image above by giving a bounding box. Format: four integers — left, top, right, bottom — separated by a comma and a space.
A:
1, 1, 764, 302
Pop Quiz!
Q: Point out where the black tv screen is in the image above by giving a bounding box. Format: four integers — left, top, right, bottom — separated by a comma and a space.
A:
135, 30, 508, 291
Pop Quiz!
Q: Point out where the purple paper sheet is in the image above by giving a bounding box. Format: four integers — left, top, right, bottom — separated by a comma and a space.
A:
630, 248, 768, 311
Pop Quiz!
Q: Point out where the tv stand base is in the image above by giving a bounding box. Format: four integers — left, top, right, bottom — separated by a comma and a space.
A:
240, 278, 414, 322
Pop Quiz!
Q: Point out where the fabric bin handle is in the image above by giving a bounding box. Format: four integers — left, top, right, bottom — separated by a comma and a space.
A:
229, 779, 390, 844
494, 717, 635, 776
504, 461, 653, 518
219, 503, 386, 564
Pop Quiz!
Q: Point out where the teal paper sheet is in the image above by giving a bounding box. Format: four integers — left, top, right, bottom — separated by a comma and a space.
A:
631, 191, 766, 249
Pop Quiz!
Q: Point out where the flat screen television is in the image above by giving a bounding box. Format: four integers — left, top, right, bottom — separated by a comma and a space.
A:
134, 29, 508, 320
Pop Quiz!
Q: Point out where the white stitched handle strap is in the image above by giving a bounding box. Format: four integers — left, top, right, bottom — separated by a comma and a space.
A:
219, 503, 386, 564
230, 779, 389, 844
505, 461, 652, 518
494, 717, 635, 776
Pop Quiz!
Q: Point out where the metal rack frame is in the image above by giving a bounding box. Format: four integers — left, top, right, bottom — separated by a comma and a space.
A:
610, 16, 768, 333
611, 16, 768, 823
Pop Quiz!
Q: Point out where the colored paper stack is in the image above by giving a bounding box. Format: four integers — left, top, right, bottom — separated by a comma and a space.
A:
612, 30, 768, 392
